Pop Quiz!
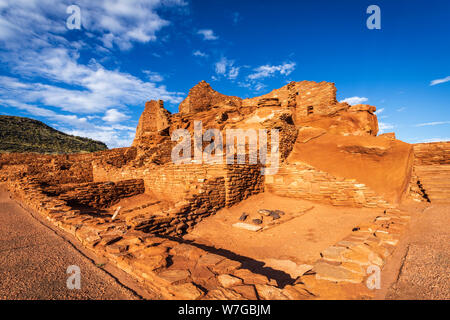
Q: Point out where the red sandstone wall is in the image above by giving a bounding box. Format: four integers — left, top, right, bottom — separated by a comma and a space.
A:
0, 148, 136, 185
265, 163, 392, 208
287, 133, 414, 203
413, 142, 450, 165
92, 162, 264, 207
55, 179, 145, 209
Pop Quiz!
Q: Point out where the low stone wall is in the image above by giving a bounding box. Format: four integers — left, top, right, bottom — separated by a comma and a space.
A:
413, 142, 450, 165
265, 163, 391, 208
0, 148, 136, 185
93, 162, 264, 207
53, 179, 145, 209
129, 177, 226, 235
225, 164, 264, 207
92, 162, 264, 235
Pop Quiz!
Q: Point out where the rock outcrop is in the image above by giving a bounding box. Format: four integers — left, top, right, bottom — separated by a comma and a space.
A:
178, 80, 242, 114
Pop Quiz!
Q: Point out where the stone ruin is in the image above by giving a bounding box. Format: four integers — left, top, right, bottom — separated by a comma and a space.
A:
1, 80, 449, 299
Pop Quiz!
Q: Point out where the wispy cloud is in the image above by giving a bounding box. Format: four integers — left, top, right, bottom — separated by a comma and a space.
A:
197, 29, 218, 40
102, 109, 130, 123
248, 62, 296, 80
0, 0, 189, 147
374, 108, 384, 115
0, 98, 136, 148
397, 107, 406, 112
415, 121, 450, 127
193, 50, 208, 57
430, 76, 450, 86
0, 48, 184, 114
215, 57, 240, 80
379, 122, 394, 133
340, 96, 368, 105
142, 70, 164, 82
0, 0, 187, 51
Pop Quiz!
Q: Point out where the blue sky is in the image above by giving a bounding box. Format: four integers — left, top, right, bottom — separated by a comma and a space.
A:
0, 0, 449, 147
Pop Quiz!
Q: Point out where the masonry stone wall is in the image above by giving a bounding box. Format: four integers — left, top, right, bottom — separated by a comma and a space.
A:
413, 142, 450, 165
93, 161, 264, 205
130, 177, 226, 235
225, 164, 264, 206
265, 163, 391, 208
45, 179, 145, 209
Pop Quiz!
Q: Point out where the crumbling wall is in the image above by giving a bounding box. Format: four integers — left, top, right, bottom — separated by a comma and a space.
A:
179, 80, 242, 114
225, 164, 264, 206
0, 148, 136, 185
130, 177, 226, 235
93, 162, 264, 207
265, 163, 391, 208
48, 179, 145, 209
241, 80, 378, 136
413, 142, 450, 165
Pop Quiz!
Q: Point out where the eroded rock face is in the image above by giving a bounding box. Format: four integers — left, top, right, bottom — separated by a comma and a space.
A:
179, 80, 242, 114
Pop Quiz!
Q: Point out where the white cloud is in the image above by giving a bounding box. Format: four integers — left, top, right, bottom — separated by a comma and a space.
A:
102, 109, 130, 123
0, 48, 184, 114
142, 70, 164, 82
374, 108, 384, 115
254, 83, 266, 91
0, 98, 136, 148
62, 128, 135, 148
415, 121, 450, 127
340, 96, 369, 105
248, 62, 296, 80
215, 57, 240, 80
0, 98, 89, 127
397, 107, 406, 112
430, 76, 450, 86
379, 122, 394, 133
193, 50, 208, 57
197, 29, 218, 40
0, 0, 186, 51
0, 0, 187, 148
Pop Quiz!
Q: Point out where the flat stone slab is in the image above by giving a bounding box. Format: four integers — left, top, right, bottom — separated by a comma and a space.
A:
264, 259, 313, 278
320, 246, 347, 262
197, 253, 225, 266
314, 261, 364, 284
217, 274, 243, 288
232, 222, 262, 232
157, 269, 190, 284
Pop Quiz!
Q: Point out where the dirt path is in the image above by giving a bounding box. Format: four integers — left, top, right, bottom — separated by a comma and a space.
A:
377, 204, 450, 300
0, 185, 140, 300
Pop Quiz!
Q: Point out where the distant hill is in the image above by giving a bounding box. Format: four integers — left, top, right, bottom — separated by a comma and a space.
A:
0, 115, 108, 154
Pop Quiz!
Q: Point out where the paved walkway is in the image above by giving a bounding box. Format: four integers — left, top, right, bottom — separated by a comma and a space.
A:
0, 185, 139, 300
